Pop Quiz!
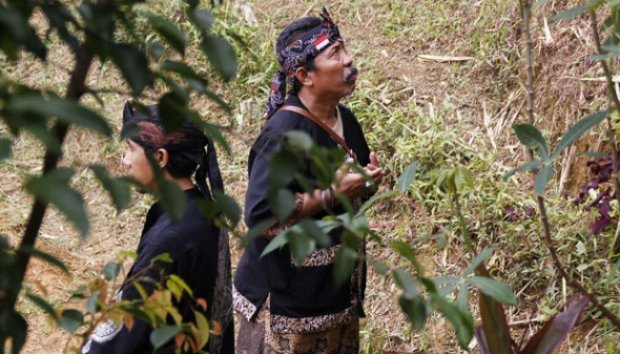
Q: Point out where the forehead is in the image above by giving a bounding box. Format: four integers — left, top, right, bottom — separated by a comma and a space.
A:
315, 40, 345, 59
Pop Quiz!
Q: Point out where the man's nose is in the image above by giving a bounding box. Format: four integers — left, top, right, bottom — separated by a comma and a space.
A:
343, 52, 352, 67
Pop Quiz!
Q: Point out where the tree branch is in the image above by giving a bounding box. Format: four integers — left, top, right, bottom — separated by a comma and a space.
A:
11, 43, 95, 314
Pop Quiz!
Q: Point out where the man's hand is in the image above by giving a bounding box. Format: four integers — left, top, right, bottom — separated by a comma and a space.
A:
334, 151, 386, 199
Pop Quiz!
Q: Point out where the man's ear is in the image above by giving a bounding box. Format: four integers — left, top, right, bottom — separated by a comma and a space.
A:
155, 148, 169, 169
294, 67, 313, 87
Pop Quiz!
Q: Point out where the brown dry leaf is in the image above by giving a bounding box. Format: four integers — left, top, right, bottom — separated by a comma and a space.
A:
210, 320, 222, 335
196, 298, 207, 311
123, 312, 134, 331
174, 333, 185, 348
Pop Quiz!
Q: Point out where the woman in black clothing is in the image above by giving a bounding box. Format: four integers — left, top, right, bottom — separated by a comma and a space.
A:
82, 103, 234, 354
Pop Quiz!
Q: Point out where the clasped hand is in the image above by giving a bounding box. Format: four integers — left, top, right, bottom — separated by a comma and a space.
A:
333, 152, 386, 199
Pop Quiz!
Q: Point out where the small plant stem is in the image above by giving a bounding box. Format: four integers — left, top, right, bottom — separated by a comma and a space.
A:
519, 2, 620, 330
589, 10, 620, 259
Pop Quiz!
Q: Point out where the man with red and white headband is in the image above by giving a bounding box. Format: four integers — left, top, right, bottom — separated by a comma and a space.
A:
234, 8, 386, 353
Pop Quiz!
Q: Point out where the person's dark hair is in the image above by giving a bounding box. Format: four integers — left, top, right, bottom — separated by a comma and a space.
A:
155, 147, 200, 179
276, 16, 322, 94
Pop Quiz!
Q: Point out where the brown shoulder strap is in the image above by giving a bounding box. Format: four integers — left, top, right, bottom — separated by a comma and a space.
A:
280, 105, 357, 161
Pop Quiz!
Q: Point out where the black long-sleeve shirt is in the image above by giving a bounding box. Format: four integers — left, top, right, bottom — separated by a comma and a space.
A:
83, 188, 234, 354
234, 95, 371, 331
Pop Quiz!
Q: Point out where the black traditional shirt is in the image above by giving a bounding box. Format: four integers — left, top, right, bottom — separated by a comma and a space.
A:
83, 188, 234, 354
233, 95, 371, 334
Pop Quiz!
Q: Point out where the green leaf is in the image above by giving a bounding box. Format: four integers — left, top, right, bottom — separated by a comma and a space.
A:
333, 246, 357, 287
193, 311, 210, 349
160, 60, 207, 93
431, 293, 474, 348
21, 122, 62, 154
147, 14, 185, 55
213, 191, 241, 227
8, 95, 111, 136
298, 219, 331, 247
90, 165, 132, 212
0, 6, 47, 60
453, 166, 474, 193
398, 295, 427, 330
168, 274, 193, 297
390, 240, 421, 272
0, 137, 12, 160
110, 43, 153, 96
357, 190, 399, 216
464, 247, 495, 275
86, 291, 100, 314
550, 6, 588, 22
521, 297, 591, 354
102, 262, 121, 280
19, 245, 69, 274
150, 325, 182, 349
190, 9, 214, 33
371, 261, 389, 275
147, 155, 187, 221
534, 165, 554, 196
260, 232, 289, 257
392, 268, 418, 299
512, 124, 549, 159
150, 252, 173, 265
269, 149, 302, 187
397, 161, 417, 192
26, 294, 57, 319
503, 160, 541, 180
267, 188, 295, 221
475, 264, 512, 354
158, 91, 188, 133
58, 309, 84, 333
551, 111, 606, 159
205, 88, 232, 113
188, 116, 232, 155
201, 35, 237, 81
456, 285, 469, 314
468, 276, 516, 305
288, 228, 316, 265
25, 168, 89, 236
283, 131, 314, 151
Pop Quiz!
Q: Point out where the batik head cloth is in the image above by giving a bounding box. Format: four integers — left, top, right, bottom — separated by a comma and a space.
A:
122, 102, 224, 198
265, 7, 342, 118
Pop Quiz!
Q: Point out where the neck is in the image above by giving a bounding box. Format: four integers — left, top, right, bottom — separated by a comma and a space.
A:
297, 90, 339, 123
162, 170, 195, 191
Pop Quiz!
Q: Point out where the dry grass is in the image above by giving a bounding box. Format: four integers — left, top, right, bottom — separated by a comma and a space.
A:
3, 0, 620, 353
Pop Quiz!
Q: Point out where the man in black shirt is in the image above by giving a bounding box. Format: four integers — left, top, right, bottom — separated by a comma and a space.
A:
234, 8, 386, 353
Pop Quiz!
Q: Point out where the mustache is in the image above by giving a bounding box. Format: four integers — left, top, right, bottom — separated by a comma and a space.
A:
345, 67, 358, 82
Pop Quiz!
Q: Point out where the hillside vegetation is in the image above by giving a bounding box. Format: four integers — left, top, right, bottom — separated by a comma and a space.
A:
2, 0, 619, 352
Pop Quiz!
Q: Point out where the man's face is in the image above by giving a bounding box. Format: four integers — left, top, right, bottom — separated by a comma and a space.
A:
122, 139, 155, 192
309, 41, 357, 98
